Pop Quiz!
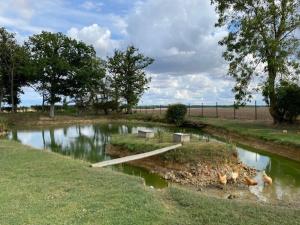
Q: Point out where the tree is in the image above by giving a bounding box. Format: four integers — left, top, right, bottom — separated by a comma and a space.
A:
69, 56, 106, 114
107, 46, 154, 113
211, 0, 300, 123
0, 27, 30, 112
165, 104, 187, 126
5, 45, 31, 112
0, 28, 13, 111
27, 32, 96, 117
274, 81, 300, 123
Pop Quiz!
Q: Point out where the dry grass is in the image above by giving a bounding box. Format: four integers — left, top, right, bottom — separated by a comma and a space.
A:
134, 106, 273, 121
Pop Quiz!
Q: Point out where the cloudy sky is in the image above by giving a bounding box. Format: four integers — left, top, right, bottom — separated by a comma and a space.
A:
1, 0, 265, 106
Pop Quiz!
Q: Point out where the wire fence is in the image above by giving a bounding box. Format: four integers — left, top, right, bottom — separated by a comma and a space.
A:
134, 102, 273, 121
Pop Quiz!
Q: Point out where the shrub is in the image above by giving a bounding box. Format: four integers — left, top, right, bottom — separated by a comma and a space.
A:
165, 104, 187, 126
276, 81, 300, 123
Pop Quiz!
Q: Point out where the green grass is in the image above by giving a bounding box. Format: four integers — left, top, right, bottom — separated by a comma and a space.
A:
190, 117, 300, 148
1, 140, 300, 225
111, 132, 237, 164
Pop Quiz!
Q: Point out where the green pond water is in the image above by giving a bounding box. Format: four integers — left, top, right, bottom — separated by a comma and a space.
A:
6, 122, 300, 202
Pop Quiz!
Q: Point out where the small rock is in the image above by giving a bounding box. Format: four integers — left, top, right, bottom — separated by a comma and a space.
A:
227, 194, 237, 200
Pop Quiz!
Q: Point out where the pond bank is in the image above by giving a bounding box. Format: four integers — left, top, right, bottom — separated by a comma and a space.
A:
1, 139, 300, 225
108, 145, 256, 189
109, 133, 258, 194
202, 125, 300, 162
124, 114, 300, 162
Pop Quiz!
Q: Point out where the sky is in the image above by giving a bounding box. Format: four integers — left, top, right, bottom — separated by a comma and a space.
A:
1, 0, 267, 106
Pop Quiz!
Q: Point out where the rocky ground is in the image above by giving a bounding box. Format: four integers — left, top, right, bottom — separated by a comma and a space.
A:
163, 162, 257, 188
107, 145, 257, 190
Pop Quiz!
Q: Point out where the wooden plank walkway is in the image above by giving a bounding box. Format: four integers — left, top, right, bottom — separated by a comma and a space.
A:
92, 144, 182, 168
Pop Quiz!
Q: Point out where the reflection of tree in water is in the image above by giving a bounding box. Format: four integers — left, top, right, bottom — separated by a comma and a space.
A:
11, 130, 19, 142
45, 125, 111, 163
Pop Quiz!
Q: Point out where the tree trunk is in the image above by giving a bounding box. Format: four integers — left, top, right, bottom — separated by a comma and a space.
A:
267, 66, 281, 124
49, 103, 55, 118
10, 65, 15, 113
42, 93, 45, 112
126, 106, 132, 114
0, 89, 3, 113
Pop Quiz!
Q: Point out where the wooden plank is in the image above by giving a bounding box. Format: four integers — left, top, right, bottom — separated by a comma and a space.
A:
92, 144, 182, 168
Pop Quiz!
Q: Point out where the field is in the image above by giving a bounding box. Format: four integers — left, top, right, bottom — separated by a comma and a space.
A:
134, 106, 273, 121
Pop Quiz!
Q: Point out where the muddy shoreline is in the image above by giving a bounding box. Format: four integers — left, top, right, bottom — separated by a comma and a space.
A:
107, 145, 300, 206
108, 145, 256, 191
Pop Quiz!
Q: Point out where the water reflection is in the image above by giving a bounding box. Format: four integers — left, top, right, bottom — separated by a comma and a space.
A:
7, 123, 300, 201
237, 145, 300, 202
8, 123, 168, 188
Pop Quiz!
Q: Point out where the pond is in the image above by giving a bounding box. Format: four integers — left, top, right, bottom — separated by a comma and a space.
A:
6, 122, 300, 202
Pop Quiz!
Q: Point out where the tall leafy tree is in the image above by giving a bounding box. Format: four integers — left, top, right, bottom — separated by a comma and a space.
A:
69, 56, 106, 113
0, 27, 30, 112
0, 28, 12, 111
27, 32, 96, 117
211, 0, 300, 123
5, 45, 31, 112
107, 46, 154, 113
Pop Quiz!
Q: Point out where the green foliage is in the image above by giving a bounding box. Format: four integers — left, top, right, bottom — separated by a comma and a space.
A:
0, 27, 31, 112
93, 100, 119, 115
211, 0, 300, 123
165, 104, 187, 126
107, 46, 154, 113
69, 57, 106, 112
275, 81, 300, 123
26, 32, 97, 117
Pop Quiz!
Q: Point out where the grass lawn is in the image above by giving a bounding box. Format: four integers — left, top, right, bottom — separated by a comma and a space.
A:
1, 140, 300, 225
110, 132, 236, 164
190, 117, 300, 148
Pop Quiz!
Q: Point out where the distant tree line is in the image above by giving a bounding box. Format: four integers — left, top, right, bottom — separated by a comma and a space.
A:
0, 27, 153, 117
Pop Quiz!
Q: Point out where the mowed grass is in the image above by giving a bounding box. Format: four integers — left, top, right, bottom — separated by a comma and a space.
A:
0, 140, 166, 225
1, 140, 300, 225
191, 117, 300, 148
111, 133, 236, 164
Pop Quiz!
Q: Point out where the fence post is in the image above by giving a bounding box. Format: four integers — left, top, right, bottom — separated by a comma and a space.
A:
159, 105, 162, 115
188, 104, 191, 117
201, 103, 204, 117
233, 102, 236, 120
216, 102, 218, 118
255, 101, 257, 120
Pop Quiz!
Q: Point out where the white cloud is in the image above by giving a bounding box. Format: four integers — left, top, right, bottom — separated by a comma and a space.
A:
140, 72, 236, 105
67, 24, 119, 58
81, 1, 103, 11
11, 0, 34, 19
126, 0, 227, 75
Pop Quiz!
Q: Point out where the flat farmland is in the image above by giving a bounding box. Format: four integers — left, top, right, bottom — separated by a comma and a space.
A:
135, 106, 273, 121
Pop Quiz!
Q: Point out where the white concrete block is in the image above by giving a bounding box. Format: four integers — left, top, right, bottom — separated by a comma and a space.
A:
173, 133, 190, 143
138, 130, 155, 138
